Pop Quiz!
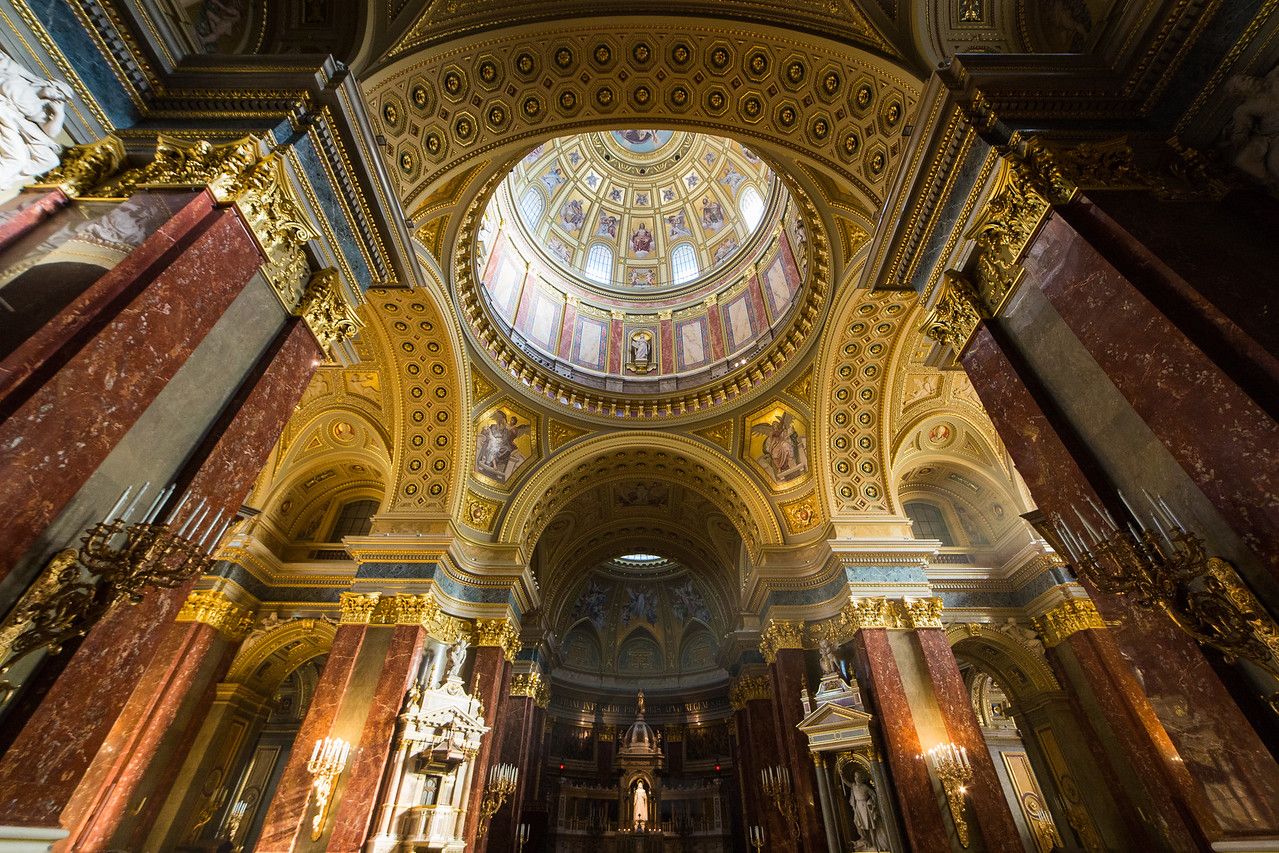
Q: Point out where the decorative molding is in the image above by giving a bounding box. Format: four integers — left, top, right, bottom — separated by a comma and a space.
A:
922, 270, 983, 353
475, 617, 521, 662
691, 420, 734, 451
176, 589, 256, 640
548, 420, 591, 452
1032, 600, 1106, 648
902, 596, 944, 629
780, 492, 822, 535
31, 135, 125, 198
461, 489, 502, 533
759, 619, 805, 663
510, 671, 551, 708
729, 674, 772, 709
338, 591, 381, 624
298, 269, 361, 356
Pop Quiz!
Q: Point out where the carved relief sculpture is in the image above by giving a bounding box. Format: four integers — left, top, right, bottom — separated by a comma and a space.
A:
0, 52, 72, 191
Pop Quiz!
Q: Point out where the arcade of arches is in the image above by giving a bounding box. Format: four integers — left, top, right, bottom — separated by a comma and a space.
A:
0, 2, 1277, 852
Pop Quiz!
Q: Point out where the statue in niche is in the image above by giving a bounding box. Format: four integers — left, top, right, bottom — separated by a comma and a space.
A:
1226, 63, 1279, 190
446, 635, 468, 680
628, 330, 655, 373
818, 636, 840, 677
844, 770, 891, 851
632, 780, 650, 830
0, 52, 72, 191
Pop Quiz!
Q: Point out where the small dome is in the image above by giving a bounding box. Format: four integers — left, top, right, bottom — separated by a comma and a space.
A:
620, 691, 661, 754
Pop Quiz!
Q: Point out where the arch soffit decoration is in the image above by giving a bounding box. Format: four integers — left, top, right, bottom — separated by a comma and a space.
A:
224, 618, 338, 699
946, 623, 1061, 697
500, 432, 783, 559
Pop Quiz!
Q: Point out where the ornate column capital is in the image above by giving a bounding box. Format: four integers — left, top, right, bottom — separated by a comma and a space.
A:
298, 268, 361, 357
510, 672, 550, 708
475, 618, 520, 662
1032, 600, 1106, 648
31, 135, 125, 198
338, 591, 381, 624
901, 597, 944, 629
923, 270, 984, 352
729, 674, 772, 710
176, 589, 255, 640
760, 619, 805, 664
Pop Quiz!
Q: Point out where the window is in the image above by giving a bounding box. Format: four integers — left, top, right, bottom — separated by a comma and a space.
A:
585, 243, 613, 283
671, 243, 698, 284
518, 188, 544, 225
904, 501, 955, 546
738, 186, 765, 230
328, 499, 378, 541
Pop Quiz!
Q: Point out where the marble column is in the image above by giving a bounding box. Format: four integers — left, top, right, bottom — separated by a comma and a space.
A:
463, 620, 516, 850
0, 189, 67, 253
914, 628, 1023, 851
256, 623, 369, 851
768, 648, 826, 853
0, 191, 261, 578
0, 315, 319, 839
731, 676, 790, 852
326, 625, 427, 852
846, 628, 951, 849
485, 671, 546, 851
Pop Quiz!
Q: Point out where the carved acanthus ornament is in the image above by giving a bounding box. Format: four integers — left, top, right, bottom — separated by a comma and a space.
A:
33, 135, 125, 198
338, 592, 468, 642
299, 268, 360, 356
923, 271, 983, 352
729, 675, 772, 710
902, 597, 944, 629
759, 620, 805, 663
339, 591, 381, 624
176, 589, 255, 640
510, 672, 550, 708
475, 618, 520, 662
1032, 600, 1106, 648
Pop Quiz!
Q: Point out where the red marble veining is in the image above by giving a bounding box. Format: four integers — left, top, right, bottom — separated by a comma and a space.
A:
914, 629, 1022, 851
607, 314, 624, 374
1025, 211, 1279, 579
707, 303, 726, 361
558, 300, 578, 360
485, 694, 536, 851
257, 624, 368, 852
58, 621, 235, 851
769, 650, 825, 852
0, 190, 67, 254
0, 191, 205, 413
463, 646, 511, 848
0, 202, 259, 580
849, 630, 950, 848
327, 625, 425, 852
659, 315, 674, 373
0, 581, 193, 825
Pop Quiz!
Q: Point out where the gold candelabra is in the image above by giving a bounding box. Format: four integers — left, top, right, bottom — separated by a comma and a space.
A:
224, 799, 249, 851
517, 821, 530, 851
307, 736, 350, 841
759, 765, 799, 835
926, 742, 974, 848
0, 482, 231, 674
1050, 491, 1279, 688
748, 825, 765, 849
477, 762, 519, 836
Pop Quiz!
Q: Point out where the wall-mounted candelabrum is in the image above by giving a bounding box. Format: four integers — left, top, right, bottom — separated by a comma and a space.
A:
1049, 490, 1279, 697
517, 821, 530, 852
748, 824, 765, 850
0, 482, 233, 675
477, 762, 519, 836
759, 765, 799, 835
307, 736, 350, 841
926, 742, 973, 848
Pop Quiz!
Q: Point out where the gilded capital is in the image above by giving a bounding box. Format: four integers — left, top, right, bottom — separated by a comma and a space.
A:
475, 618, 520, 662
339, 591, 381, 624
923, 271, 983, 353
729, 674, 771, 710
176, 589, 255, 640
1033, 600, 1106, 648
298, 268, 361, 356
510, 671, 550, 708
33, 136, 125, 198
835, 597, 902, 637
902, 597, 944, 629
759, 619, 805, 663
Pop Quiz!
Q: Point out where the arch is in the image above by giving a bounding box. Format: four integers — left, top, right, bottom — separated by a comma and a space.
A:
518, 185, 545, 224
500, 431, 784, 557
738, 185, 765, 230
585, 242, 614, 283
945, 623, 1060, 698
903, 499, 955, 545
224, 618, 338, 699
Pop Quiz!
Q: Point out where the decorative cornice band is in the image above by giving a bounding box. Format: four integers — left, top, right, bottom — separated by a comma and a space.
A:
510, 672, 550, 708
824, 596, 946, 640
1032, 600, 1106, 648
475, 618, 520, 662
176, 589, 255, 640
337, 592, 467, 642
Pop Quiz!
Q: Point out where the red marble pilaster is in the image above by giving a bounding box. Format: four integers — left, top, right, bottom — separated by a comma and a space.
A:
464, 645, 512, 849
0, 195, 260, 578
486, 692, 539, 851
734, 697, 789, 851
257, 624, 369, 852
0, 189, 67, 254
847, 630, 950, 849
1023, 209, 1279, 579
327, 625, 426, 852
768, 649, 825, 853
659, 315, 674, 373
913, 628, 1023, 851
558, 300, 578, 360
607, 314, 624, 374
57, 620, 237, 851
707, 303, 726, 361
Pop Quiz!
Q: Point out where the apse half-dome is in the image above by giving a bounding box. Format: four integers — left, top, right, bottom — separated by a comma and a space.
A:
464, 129, 823, 415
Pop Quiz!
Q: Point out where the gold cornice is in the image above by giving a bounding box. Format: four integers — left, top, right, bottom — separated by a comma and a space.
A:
1032, 600, 1106, 648
337, 592, 468, 642
475, 617, 520, 662
822, 596, 946, 640
759, 619, 805, 664
299, 268, 361, 357
176, 589, 256, 641
902, 597, 944, 629
31, 136, 125, 198
729, 674, 771, 710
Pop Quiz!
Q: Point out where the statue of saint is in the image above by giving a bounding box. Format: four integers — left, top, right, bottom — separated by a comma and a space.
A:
846, 770, 890, 851
819, 636, 840, 677
446, 635, 468, 680
0, 52, 72, 191
632, 780, 650, 830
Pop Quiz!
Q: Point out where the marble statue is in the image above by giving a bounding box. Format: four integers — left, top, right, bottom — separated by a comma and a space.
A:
446, 635, 468, 679
0, 52, 72, 191
632, 780, 650, 829
819, 636, 840, 677
847, 771, 891, 851
1227, 63, 1279, 189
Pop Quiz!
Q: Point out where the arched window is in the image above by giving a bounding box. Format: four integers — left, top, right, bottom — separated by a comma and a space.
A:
328, 499, 378, 540
904, 500, 955, 546
518, 187, 544, 225
671, 243, 698, 284
738, 185, 765, 230
585, 243, 613, 283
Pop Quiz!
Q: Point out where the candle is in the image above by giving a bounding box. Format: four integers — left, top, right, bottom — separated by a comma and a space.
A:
198, 510, 225, 548
122, 482, 150, 521
1071, 505, 1100, 542
165, 488, 192, 524
178, 498, 207, 536
310, 738, 322, 763
104, 485, 132, 522
1117, 490, 1144, 529
143, 484, 175, 524
1158, 497, 1184, 530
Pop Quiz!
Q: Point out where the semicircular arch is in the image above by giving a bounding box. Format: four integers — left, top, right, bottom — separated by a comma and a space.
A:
946, 623, 1060, 698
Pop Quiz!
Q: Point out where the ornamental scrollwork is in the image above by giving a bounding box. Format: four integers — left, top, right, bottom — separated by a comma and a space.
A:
33, 135, 125, 198
176, 589, 256, 640
759, 620, 805, 663
299, 268, 361, 356
923, 270, 984, 352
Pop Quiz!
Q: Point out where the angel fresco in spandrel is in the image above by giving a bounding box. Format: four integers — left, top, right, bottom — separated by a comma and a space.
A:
752, 410, 808, 483
475, 410, 531, 482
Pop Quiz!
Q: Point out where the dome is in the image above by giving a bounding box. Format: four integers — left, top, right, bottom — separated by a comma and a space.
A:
621, 692, 660, 755
464, 128, 825, 415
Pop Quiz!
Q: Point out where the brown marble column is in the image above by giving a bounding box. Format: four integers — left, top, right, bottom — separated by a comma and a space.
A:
847, 628, 951, 849
914, 627, 1023, 851
464, 620, 517, 850
326, 624, 427, 852
730, 674, 789, 851
257, 622, 369, 851
767, 647, 826, 853
485, 671, 547, 851
0, 191, 261, 577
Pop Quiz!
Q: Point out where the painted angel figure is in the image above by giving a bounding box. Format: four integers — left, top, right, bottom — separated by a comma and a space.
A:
475, 410, 531, 481
752, 411, 807, 481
